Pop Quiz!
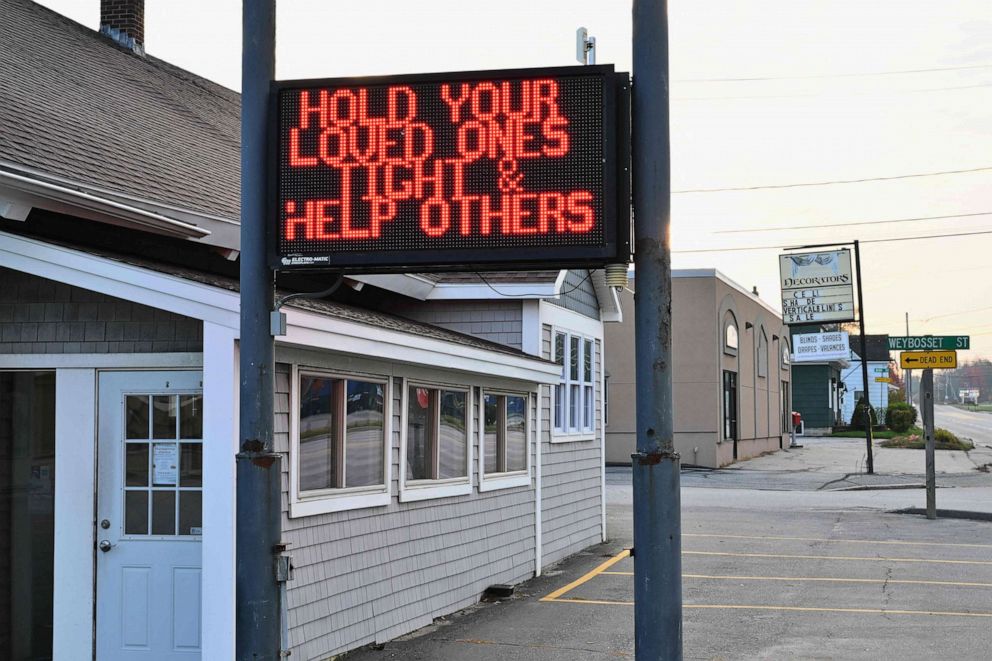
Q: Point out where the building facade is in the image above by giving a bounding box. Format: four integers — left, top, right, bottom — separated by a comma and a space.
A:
604, 270, 792, 468
0, 2, 620, 658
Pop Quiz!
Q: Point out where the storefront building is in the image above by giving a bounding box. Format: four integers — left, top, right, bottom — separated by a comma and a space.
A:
604, 270, 792, 468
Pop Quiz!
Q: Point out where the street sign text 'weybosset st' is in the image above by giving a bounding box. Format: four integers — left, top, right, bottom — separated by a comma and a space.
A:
271, 66, 631, 272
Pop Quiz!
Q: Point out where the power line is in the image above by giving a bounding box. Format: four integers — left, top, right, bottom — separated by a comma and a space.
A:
914, 306, 992, 323
715, 211, 992, 235
673, 81, 992, 101
674, 63, 992, 83
673, 165, 992, 194
673, 228, 992, 254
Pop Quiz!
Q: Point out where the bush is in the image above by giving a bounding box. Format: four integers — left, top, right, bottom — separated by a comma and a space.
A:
934, 428, 960, 445
889, 389, 906, 405
885, 402, 918, 432
850, 398, 879, 430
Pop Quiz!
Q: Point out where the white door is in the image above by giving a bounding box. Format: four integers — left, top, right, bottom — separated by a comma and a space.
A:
97, 371, 203, 660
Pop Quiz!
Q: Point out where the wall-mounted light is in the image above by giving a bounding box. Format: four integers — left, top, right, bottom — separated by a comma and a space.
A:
745, 322, 754, 330
772, 334, 779, 341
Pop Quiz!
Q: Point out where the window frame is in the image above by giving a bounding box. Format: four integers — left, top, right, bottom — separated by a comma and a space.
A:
399, 378, 473, 503
478, 388, 532, 492
552, 328, 597, 442
781, 339, 791, 370
289, 365, 392, 517
724, 315, 739, 356
722, 370, 738, 442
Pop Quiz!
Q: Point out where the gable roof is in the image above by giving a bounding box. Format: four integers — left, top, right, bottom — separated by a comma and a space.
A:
0, 0, 240, 223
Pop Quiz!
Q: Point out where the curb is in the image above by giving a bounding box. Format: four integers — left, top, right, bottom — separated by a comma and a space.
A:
891, 508, 992, 522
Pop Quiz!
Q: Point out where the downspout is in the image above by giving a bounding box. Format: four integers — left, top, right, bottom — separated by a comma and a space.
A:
534, 387, 542, 577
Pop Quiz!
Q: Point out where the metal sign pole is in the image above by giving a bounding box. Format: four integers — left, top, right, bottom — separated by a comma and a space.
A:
853, 240, 874, 474
922, 368, 936, 519
236, 1, 282, 658
631, 1, 683, 659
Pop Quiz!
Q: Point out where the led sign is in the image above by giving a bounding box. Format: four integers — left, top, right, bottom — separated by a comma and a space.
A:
271, 66, 630, 272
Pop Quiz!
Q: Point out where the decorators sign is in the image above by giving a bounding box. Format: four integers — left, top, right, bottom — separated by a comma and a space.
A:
272, 66, 630, 271
779, 250, 855, 324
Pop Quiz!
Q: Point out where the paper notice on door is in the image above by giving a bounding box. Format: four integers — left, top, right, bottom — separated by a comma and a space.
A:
152, 443, 179, 485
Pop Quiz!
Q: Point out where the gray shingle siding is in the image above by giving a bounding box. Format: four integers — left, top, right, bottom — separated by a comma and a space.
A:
383, 300, 523, 350
274, 359, 537, 660
0, 267, 202, 353
539, 325, 603, 567
547, 269, 600, 320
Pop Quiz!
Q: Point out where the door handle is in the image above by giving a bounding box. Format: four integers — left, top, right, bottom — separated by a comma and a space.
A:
98, 539, 114, 553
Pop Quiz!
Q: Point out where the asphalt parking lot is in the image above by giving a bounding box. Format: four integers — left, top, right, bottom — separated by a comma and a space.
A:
346, 486, 992, 660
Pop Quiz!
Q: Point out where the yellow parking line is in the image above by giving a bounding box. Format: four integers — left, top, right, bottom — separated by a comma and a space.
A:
597, 571, 992, 588
684, 532, 992, 550
540, 549, 630, 602
684, 550, 992, 565
547, 599, 992, 618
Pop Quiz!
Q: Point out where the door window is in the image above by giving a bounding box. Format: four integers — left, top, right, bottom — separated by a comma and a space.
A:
123, 394, 203, 536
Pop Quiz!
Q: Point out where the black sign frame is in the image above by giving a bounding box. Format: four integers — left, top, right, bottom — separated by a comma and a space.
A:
268, 65, 631, 273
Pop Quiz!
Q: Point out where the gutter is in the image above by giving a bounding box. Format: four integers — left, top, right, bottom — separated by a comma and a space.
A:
0, 167, 211, 239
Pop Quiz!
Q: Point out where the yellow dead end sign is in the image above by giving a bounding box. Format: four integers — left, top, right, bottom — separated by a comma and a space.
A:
875, 377, 891, 383
900, 350, 957, 370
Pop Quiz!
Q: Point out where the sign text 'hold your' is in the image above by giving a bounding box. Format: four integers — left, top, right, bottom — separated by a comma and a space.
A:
273, 67, 629, 271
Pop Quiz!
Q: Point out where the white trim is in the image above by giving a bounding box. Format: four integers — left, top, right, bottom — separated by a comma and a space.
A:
282, 306, 559, 384
52, 368, 96, 660
348, 274, 436, 300
0, 169, 211, 238
477, 388, 533, 492
427, 281, 558, 300
288, 365, 393, 518
534, 384, 543, 576
398, 377, 474, 503
0, 352, 202, 370
553, 269, 568, 292
541, 301, 604, 338
599, 338, 607, 542
201, 323, 237, 661
0, 231, 240, 330
590, 270, 623, 323
521, 300, 541, 357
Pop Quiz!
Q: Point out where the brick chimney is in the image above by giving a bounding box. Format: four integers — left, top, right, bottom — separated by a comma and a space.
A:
100, 0, 145, 55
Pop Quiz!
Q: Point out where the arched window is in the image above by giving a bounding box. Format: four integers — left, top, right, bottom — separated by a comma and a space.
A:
724, 314, 739, 356
781, 340, 791, 369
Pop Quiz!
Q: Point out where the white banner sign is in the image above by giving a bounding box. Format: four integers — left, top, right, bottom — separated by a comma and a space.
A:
779, 250, 855, 325
792, 331, 851, 363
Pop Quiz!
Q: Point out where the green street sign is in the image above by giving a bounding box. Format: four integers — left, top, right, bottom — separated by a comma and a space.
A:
888, 336, 970, 351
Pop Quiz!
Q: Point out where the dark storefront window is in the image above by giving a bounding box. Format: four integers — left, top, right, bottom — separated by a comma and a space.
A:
0, 372, 56, 661
722, 370, 738, 441
781, 381, 791, 434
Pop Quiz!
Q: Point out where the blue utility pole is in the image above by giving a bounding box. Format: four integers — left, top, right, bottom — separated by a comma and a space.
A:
237, 1, 282, 659
631, 1, 683, 659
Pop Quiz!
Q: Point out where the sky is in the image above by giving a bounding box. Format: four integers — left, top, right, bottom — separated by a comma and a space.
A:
37, 0, 992, 361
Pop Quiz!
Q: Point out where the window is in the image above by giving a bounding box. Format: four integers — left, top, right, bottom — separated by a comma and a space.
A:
554, 331, 596, 436
724, 316, 739, 355
480, 392, 529, 489
124, 393, 203, 536
781, 341, 791, 369
293, 370, 388, 515
722, 370, 738, 441
757, 331, 768, 378
402, 383, 471, 501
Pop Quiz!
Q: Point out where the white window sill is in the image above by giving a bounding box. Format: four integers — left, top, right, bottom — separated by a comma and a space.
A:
289, 490, 390, 518
551, 431, 597, 444
478, 471, 530, 492
399, 481, 472, 503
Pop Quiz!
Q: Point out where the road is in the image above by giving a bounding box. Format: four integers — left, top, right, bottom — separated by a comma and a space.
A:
935, 404, 992, 446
